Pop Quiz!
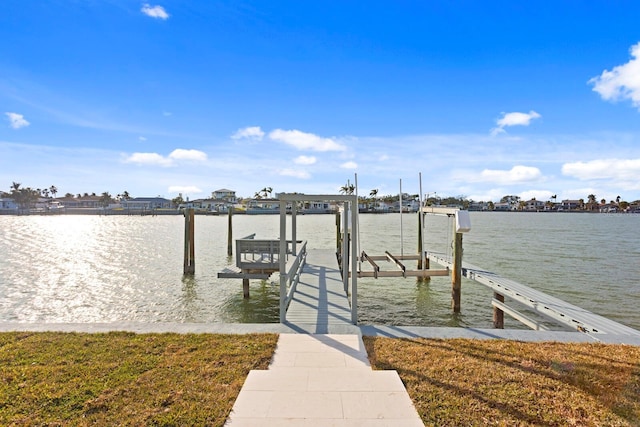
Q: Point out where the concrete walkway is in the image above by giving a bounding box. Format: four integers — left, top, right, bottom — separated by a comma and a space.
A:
224, 333, 424, 426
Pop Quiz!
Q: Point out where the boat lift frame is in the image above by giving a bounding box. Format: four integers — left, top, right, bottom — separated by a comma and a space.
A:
278, 193, 359, 324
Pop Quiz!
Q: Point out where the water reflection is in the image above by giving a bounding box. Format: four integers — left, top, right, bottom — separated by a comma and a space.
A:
221, 280, 280, 323
178, 275, 200, 322
0, 213, 639, 329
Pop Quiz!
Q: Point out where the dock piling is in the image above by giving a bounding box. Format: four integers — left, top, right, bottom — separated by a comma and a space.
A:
183, 208, 195, 274
493, 292, 505, 328
451, 229, 463, 312
227, 206, 233, 256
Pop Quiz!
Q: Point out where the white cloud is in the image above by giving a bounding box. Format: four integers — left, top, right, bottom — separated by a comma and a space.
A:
231, 126, 265, 141
294, 155, 316, 165
138, 136, 147, 142
340, 161, 358, 169
479, 165, 542, 184
168, 149, 208, 162
379, 154, 389, 161
589, 42, 640, 109
141, 4, 169, 19
491, 111, 541, 136
5, 112, 30, 129
124, 152, 173, 166
269, 129, 346, 151
279, 169, 311, 179
562, 158, 640, 181
123, 149, 207, 166
168, 186, 202, 194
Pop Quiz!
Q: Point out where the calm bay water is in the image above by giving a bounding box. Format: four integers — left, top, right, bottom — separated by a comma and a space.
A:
1, 212, 638, 331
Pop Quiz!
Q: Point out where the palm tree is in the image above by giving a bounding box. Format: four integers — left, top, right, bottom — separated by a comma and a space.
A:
369, 189, 378, 210
256, 187, 273, 199
616, 195, 621, 204
49, 185, 58, 199
340, 183, 355, 195
99, 192, 112, 208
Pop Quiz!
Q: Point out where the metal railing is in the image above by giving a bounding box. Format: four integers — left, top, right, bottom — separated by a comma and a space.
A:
279, 240, 308, 321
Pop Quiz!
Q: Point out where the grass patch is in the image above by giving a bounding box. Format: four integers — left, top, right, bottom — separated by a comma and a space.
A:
0, 332, 278, 426
364, 337, 640, 426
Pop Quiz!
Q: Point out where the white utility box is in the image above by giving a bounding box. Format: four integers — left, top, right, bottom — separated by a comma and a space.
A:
455, 210, 471, 233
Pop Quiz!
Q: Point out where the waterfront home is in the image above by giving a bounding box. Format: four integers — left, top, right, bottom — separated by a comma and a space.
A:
301, 200, 334, 214
211, 189, 237, 203
493, 202, 512, 211
121, 197, 172, 210
559, 199, 581, 211
0, 198, 18, 211
189, 198, 228, 212
57, 195, 102, 209
524, 199, 545, 211
246, 198, 280, 214
468, 201, 489, 211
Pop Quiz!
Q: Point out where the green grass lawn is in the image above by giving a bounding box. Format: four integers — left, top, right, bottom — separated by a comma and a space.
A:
2, 332, 639, 426
364, 337, 640, 426
0, 332, 278, 426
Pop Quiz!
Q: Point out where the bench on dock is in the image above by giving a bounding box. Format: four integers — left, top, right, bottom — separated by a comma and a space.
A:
217, 235, 306, 299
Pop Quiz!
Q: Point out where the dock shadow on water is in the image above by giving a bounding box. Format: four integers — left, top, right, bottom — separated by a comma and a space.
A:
220, 280, 280, 323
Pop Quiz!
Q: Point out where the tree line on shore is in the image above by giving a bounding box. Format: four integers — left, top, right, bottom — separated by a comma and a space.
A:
3, 182, 639, 212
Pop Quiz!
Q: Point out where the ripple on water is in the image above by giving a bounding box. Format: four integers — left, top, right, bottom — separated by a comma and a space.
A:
0, 213, 639, 329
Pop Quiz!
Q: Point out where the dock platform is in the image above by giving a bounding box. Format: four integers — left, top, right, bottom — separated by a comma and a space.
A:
427, 251, 640, 339
284, 249, 354, 332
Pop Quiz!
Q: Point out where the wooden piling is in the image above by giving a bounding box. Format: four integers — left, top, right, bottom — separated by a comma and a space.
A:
417, 212, 423, 269
417, 212, 431, 282
243, 278, 250, 299
451, 231, 463, 312
493, 292, 505, 328
227, 206, 233, 256
183, 208, 195, 274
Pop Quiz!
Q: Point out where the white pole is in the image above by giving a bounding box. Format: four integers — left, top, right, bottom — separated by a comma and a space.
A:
351, 195, 358, 324
400, 178, 403, 257
419, 172, 425, 271
354, 173, 361, 272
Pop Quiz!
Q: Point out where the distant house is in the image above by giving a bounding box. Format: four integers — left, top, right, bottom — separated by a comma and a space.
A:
468, 202, 488, 211
189, 198, 228, 212
246, 198, 280, 214
493, 202, 512, 211
524, 199, 545, 211
58, 196, 102, 209
0, 198, 18, 210
121, 197, 172, 210
212, 189, 237, 203
560, 200, 581, 211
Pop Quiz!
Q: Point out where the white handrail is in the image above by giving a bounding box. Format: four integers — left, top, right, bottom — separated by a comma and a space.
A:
282, 240, 308, 311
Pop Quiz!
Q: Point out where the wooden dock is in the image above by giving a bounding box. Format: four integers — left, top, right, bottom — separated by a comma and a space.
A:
284, 249, 354, 331
427, 251, 640, 338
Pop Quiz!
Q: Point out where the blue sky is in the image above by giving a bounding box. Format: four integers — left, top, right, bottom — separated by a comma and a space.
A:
2, 1, 640, 202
